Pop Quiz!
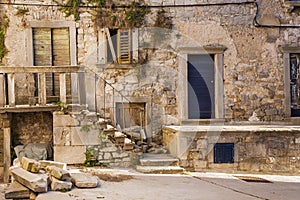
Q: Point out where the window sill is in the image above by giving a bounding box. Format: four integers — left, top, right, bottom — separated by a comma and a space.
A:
95, 63, 135, 70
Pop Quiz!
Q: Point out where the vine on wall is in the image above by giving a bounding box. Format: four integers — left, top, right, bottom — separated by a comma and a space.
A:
0, 15, 9, 63
58, 0, 150, 28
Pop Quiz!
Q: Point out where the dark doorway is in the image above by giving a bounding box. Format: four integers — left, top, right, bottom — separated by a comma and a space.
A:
188, 54, 215, 119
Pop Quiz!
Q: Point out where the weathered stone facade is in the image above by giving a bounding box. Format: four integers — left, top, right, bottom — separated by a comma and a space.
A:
1, 0, 300, 175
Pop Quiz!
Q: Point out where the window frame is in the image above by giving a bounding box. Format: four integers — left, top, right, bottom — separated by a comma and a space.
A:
282, 46, 300, 118
27, 21, 77, 66
98, 28, 139, 65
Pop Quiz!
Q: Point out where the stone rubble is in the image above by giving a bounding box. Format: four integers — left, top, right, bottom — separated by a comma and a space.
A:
5, 158, 100, 199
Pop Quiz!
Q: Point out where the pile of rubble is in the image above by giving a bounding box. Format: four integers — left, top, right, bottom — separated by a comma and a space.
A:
5, 157, 99, 200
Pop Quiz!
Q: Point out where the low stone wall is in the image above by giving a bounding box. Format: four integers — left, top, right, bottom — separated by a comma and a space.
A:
163, 125, 300, 174
53, 112, 141, 167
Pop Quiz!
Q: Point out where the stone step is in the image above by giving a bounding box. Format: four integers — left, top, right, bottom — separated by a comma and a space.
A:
139, 153, 179, 166
136, 165, 185, 174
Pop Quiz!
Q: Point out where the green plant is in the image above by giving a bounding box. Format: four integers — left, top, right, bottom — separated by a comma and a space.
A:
57, 0, 82, 21
0, 15, 9, 62
52, 101, 68, 113
125, 2, 150, 28
84, 148, 101, 167
80, 124, 91, 132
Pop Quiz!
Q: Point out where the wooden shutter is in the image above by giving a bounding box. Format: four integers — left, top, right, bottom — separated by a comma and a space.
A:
52, 28, 71, 97
33, 28, 71, 99
117, 29, 131, 64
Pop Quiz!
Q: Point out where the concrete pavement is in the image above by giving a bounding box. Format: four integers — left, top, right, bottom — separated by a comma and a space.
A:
2, 170, 300, 200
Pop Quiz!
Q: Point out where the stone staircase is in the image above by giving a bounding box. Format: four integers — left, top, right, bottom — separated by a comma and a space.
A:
136, 153, 185, 174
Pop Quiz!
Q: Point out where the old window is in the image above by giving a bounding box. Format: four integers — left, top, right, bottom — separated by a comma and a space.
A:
27, 21, 77, 103
98, 28, 138, 65
32, 27, 71, 101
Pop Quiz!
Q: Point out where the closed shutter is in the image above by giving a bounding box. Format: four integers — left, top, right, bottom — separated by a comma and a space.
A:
117, 29, 131, 64
52, 28, 71, 97
33, 28, 71, 99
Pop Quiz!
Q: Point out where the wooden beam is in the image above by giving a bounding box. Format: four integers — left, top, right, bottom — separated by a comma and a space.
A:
0, 74, 6, 107
7, 73, 15, 107
38, 73, 47, 105
0, 66, 81, 73
3, 127, 11, 183
59, 73, 67, 103
105, 28, 117, 62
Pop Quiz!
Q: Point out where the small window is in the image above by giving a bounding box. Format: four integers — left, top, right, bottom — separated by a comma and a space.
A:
214, 143, 234, 163
106, 29, 132, 64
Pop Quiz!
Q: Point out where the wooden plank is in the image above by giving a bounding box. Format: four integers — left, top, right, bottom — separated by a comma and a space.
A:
7, 73, 15, 107
105, 28, 117, 62
38, 73, 47, 105
60, 73, 67, 103
0, 74, 6, 106
3, 127, 11, 183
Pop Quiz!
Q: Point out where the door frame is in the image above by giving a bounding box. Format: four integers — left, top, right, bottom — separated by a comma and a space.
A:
178, 47, 226, 121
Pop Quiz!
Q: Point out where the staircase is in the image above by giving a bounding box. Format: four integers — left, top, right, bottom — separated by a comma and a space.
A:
136, 153, 185, 174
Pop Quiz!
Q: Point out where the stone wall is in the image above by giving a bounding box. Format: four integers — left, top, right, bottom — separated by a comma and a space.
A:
11, 112, 53, 145
53, 111, 141, 167
163, 126, 300, 174
1, 0, 300, 136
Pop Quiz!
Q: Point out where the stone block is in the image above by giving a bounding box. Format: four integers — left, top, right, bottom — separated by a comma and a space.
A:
53, 127, 71, 146
46, 166, 70, 180
53, 114, 79, 127
5, 181, 30, 199
21, 157, 41, 173
10, 168, 49, 193
40, 160, 67, 170
54, 146, 86, 164
70, 173, 99, 188
50, 177, 72, 191
70, 127, 101, 145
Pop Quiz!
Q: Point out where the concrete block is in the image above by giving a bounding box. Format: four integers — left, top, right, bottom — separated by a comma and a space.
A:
50, 177, 72, 191
70, 173, 99, 188
46, 166, 70, 180
10, 168, 49, 193
21, 157, 41, 173
40, 160, 67, 170
54, 146, 86, 164
53, 114, 79, 127
70, 127, 101, 145
5, 181, 30, 199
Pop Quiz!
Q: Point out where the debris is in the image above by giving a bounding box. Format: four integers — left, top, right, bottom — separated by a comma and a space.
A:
70, 173, 99, 188
21, 157, 41, 173
5, 181, 30, 199
46, 166, 70, 181
50, 177, 72, 192
10, 167, 49, 193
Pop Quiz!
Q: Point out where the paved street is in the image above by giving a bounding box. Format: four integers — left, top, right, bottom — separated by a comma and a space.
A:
2, 170, 300, 200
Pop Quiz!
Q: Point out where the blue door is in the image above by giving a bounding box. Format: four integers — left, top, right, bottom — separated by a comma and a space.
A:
188, 54, 215, 119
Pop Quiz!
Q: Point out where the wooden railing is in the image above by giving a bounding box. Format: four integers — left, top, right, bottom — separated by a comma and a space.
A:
0, 66, 82, 108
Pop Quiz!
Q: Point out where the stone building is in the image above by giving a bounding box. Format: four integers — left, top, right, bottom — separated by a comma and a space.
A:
1, 0, 300, 180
